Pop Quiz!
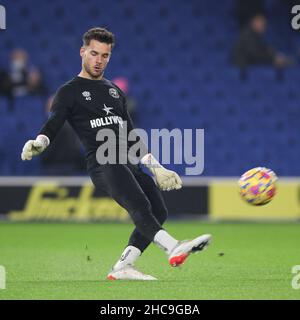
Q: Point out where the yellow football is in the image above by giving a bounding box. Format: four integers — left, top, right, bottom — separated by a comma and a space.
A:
238, 167, 278, 205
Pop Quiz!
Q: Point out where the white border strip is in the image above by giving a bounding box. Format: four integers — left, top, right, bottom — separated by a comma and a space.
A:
0, 176, 91, 186
0, 176, 299, 186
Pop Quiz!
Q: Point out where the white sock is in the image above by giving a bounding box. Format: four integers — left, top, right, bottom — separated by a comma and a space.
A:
113, 245, 141, 271
153, 230, 178, 255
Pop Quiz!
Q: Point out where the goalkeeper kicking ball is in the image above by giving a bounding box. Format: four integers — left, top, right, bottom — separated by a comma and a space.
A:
238, 167, 277, 205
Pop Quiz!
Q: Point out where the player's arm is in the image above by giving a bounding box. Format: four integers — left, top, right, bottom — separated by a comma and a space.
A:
123, 98, 182, 191
21, 85, 73, 161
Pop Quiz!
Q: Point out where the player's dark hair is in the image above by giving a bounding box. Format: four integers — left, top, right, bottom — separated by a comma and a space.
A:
83, 27, 115, 48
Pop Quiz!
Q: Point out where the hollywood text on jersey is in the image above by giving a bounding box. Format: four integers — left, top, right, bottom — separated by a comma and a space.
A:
90, 115, 124, 128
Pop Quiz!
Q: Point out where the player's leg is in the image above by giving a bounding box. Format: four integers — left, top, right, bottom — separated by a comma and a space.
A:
89, 164, 163, 241
110, 169, 169, 276
125, 168, 212, 267
89, 164, 163, 280
89, 164, 212, 279
127, 168, 168, 252
103, 165, 212, 273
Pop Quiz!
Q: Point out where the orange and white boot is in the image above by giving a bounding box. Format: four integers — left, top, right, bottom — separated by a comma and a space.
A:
168, 234, 212, 267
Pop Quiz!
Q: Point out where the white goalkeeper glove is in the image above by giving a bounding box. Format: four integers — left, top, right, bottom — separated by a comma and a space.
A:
140, 153, 182, 191
21, 135, 50, 161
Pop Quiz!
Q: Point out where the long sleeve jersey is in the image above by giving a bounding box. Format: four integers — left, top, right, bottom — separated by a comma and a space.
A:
39, 76, 142, 170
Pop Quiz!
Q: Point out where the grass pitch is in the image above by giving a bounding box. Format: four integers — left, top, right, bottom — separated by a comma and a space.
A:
0, 222, 299, 300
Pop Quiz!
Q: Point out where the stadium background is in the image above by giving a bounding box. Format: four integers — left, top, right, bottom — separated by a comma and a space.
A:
0, 0, 299, 221
0, 0, 300, 300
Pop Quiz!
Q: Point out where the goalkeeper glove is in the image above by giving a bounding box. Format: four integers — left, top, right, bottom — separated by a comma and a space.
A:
21, 135, 50, 161
140, 153, 182, 191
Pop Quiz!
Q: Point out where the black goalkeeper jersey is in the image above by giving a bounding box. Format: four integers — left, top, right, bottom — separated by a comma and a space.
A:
39, 76, 137, 170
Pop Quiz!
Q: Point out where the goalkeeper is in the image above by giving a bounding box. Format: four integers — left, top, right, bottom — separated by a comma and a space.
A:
21, 27, 211, 280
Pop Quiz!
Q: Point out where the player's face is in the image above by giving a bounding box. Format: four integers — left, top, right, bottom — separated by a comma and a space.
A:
80, 40, 112, 79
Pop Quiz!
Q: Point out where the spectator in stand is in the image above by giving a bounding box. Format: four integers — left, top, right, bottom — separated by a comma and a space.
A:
232, 14, 291, 71
0, 49, 48, 111
9, 48, 47, 97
